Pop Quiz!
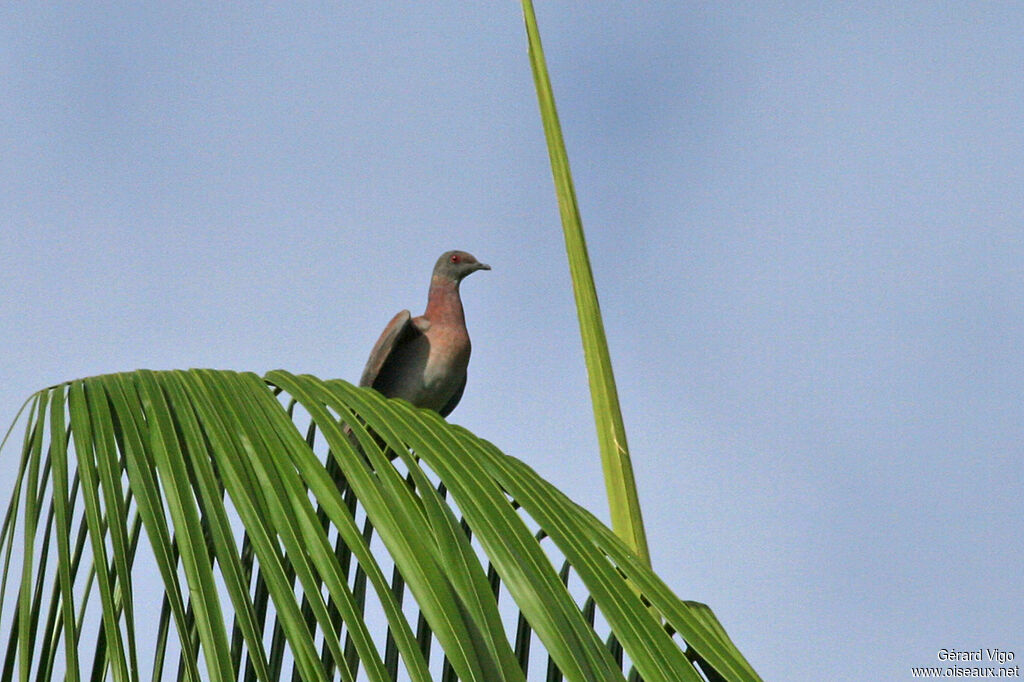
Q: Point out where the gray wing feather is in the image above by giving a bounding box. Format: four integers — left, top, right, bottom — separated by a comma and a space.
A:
438, 373, 467, 418
359, 310, 416, 388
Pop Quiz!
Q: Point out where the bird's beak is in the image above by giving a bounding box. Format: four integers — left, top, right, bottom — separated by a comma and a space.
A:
475, 262, 491, 271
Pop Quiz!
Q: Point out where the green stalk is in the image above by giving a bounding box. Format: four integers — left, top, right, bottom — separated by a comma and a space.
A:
521, 0, 650, 566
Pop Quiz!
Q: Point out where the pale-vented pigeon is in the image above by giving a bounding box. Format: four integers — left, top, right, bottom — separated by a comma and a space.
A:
359, 250, 490, 417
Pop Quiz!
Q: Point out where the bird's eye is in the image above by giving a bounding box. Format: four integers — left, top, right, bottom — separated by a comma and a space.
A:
450, 254, 460, 263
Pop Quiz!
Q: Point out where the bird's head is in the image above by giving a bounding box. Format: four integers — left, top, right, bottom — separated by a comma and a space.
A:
433, 250, 491, 283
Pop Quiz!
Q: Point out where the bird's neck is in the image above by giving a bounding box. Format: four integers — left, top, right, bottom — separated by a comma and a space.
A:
424, 276, 466, 326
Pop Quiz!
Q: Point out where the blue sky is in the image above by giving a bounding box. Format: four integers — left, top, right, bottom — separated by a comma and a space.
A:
2, 3, 1022, 680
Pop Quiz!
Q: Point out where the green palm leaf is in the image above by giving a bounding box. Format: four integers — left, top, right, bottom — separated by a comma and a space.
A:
520, 0, 650, 566
0, 370, 759, 681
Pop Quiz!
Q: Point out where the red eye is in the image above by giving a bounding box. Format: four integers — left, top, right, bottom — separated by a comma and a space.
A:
450, 254, 460, 263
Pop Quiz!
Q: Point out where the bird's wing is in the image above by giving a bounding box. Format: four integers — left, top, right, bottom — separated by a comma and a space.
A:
438, 373, 467, 418
359, 310, 417, 389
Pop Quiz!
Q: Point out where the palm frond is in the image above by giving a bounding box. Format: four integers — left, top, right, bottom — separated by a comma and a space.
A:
0, 369, 759, 681
521, 0, 650, 565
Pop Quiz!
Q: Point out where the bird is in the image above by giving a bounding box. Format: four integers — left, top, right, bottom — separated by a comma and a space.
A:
359, 250, 490, 417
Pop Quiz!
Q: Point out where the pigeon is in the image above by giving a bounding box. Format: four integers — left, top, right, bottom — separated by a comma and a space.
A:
359, 250, 490, 417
